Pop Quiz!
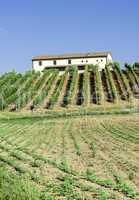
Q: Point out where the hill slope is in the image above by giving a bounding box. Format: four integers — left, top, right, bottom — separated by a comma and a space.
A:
0, 64, 139, 112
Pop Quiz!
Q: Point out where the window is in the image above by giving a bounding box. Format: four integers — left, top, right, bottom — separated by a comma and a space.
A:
96, 59, 98, 62
101, 59, 103, 62
86, 60, 88, 63
53, 60, 57, 65
68, 59, 71, 64
39, 61, 42, 66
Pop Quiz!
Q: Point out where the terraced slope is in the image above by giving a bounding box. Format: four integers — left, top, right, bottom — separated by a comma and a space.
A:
0, 115, 139, 199
0, 64, 139, 111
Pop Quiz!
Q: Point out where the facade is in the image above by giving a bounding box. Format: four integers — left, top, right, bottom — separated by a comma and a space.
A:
32, 52, 112, 72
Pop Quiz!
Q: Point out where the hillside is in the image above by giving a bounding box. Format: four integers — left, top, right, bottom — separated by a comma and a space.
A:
0, 63, 138, 112
0, 64, 139, 199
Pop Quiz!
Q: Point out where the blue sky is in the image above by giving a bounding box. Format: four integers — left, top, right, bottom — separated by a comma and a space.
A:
0, 0, 138, 74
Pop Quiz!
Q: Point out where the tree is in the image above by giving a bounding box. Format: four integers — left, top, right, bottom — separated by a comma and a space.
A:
133, 62, 139, 71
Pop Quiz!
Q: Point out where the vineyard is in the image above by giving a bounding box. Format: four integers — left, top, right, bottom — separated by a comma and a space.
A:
0, 63, 139, 199
0, 114, 139, 199
0, 63, 139, 112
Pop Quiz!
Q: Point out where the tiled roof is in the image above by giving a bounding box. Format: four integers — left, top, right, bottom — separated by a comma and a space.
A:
32, 52, 112, 61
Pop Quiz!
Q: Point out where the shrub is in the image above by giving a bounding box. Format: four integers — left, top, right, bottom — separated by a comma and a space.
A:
83, 65, 90, 106
113, 62, 133, 101
49, 70, 68, 108
126, 63, 139, 86
67, 66, 78, 105
33, 70, 59, 106
105, 65, 119, 103
94, 65, 104, 105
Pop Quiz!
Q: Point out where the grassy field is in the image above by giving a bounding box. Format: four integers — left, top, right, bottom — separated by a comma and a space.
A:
0, 113, 139, 199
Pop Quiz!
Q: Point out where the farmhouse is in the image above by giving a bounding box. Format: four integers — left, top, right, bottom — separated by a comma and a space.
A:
32, 52, 112, 72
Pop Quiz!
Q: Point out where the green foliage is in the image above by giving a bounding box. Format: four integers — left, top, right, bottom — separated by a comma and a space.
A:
33, 70, 59, 106
16, 72, 40, 109
133, 62, 139, 70
0, 71, 18, 90
94, 65, 104, 104
2, 75, 22, 99
85, 169, 138, 198
4, 71, 35, 108
0, 154, 26, 174
67, 65, 78, 105
0, 167, 40, 200
113, 174, 137, 197
0, 72, 22, 110
49, 70, 68, 108
0, 63, 137, 111
113, 62, 133, 101
33, 70, 50, 92
83, 65, 90, 106
98, 191, 108, 200
18, 70, 51, 108
105, 65, 119, 103
125, 64, 138, 94
90, 141, 96, 158
126, 63, 139, 86
60, 160, 70, 173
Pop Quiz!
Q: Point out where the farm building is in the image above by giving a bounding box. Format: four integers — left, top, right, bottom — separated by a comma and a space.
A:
32, 52, 113, 73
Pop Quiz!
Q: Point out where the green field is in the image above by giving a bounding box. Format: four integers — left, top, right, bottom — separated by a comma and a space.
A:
0, 114, 139, 199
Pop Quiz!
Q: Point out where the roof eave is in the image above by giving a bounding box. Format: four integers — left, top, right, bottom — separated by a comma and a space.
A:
32, 52, 112, 61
